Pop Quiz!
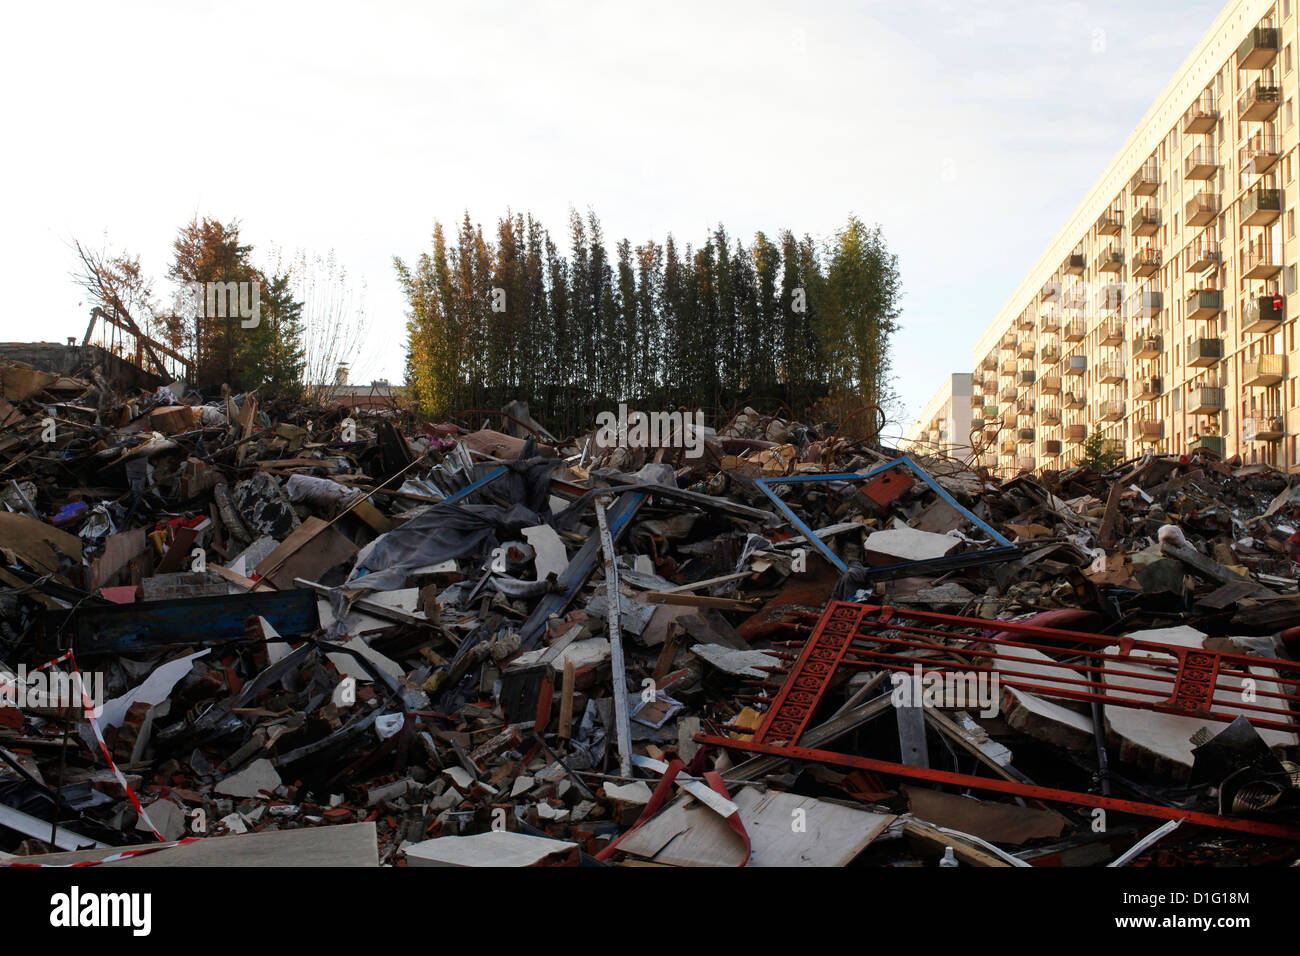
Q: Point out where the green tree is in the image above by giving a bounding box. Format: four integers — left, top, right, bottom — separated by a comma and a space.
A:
821, 215, 901, 407
168, 217, 262, 388
244, 272, 305, 398
1079, 431, 1124, 471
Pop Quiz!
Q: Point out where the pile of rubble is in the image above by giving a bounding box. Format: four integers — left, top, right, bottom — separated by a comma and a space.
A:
2, 356, 1299, 867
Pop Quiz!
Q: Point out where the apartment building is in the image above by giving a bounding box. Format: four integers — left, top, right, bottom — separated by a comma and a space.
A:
902, 373, 973, 457
971, 0, 1300, 476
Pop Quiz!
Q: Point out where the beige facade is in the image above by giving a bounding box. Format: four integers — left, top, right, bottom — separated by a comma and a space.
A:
902, 373, 973, 458
971, 0, 1300, 475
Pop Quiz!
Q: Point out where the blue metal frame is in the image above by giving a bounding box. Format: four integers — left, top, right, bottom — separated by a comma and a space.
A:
443, 465, 509, 504
752, 455, 1015, 575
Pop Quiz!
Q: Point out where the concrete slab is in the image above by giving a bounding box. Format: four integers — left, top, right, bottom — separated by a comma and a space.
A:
405, 830, 577, 867
19, 821, 379, 867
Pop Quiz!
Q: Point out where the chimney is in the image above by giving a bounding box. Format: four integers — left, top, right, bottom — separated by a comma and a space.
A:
334, 363, 349, 386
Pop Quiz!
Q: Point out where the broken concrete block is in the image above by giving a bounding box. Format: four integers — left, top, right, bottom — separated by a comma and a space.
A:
215, 758, 282, 799
691, 644, 780, 678
405, 831, 577, 867
863, 528, 960, 564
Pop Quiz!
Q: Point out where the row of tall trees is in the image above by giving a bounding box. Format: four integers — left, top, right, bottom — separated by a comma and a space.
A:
397, 211, 901, 433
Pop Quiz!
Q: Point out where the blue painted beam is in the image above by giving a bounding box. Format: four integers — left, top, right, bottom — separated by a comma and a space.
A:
752, 457, 1015, 577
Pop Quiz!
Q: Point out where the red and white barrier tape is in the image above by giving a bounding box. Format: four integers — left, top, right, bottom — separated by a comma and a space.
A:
1, 837, 202, 868
1, 649, 163, 841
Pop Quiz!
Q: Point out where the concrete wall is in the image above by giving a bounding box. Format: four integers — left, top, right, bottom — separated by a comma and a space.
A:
0, 342, 165, 391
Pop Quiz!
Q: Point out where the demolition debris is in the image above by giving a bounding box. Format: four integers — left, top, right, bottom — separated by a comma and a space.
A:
1, 349, 1299, 867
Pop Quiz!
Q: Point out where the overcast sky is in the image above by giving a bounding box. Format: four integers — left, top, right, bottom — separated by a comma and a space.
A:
0, 0, 1224, 437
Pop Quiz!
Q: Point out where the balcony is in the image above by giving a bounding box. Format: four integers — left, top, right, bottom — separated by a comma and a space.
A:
1041, 374, 1061, 394
1242, 293, 1284, 333
1184, 238, 1221, 273
1097, 245, 1125, 273
983, 404, 1000, 420
1237, 26, 1279, 70
1018, 339, 1036, 358
1131, 248, 1161, 278
1137, 419, 1164, 442
1017, 456, 1036, 473
1040, 314, 1060, 333
1043, 439, 1063, 456
1239, 78, 1281, 121
1064, 392, 1086, 410
981, 354, 997, 371
1100, 399, 1125, 422
1041, 406, 1061, 426
1185, 190, 1220, 226
1191, 435, 1225, 456
1129, 160, 1159, 196
1017, 311, 1035, 331
1130, 206, 1160, 237
1137, 376, 1163, 399
1017, 427, 1035, 444
1182, 90, 1219, 133
1099, 319, 1124, 346
1065, 355, 1087, 376
1242, 242, 1281, 280
1000, 332, 1017, 351
1095, 210, 1123, 235
1189, 386, 1224, 415
1184, 146, 1219, 180
1188, 337, 1224, 366
1064, 319, 1086, 342
1017, 370, 1036, 386
1063, 253, 1085, 276
1244, 353, 1285, 387
1254, 415, 1285, 441
1241, 128, 1280, 175
1000, 359, 1016, 375
1098, 361, 1126, 384
1000, 440, 1017, 455
1186, 289, 1222, 321
1129, 290, 1162, 317
1039, 345, 1060, 365
969, 392, 984, 409
1067, 423, 1088, 442
1000, 386, 1017, 402
1242, 185, 1281, 226
1016, 398, 1035, 416
1133, 335, 1163, 359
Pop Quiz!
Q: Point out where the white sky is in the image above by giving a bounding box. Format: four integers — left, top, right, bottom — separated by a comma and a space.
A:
0, 0, 1223, 438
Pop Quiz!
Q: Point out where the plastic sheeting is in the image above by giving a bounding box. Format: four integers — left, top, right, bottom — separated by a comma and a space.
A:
345, 449, 560, 594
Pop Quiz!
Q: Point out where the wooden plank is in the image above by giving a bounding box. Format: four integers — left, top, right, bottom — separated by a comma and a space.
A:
1097, 480, 1123, 547
636, 591, 761, 611
1161, 538, 1274, 597
558, 660, 576, 740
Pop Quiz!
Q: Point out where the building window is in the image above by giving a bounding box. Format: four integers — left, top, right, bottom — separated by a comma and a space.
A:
1289, 99, 1296, 128
1289, 264, 1298, 294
